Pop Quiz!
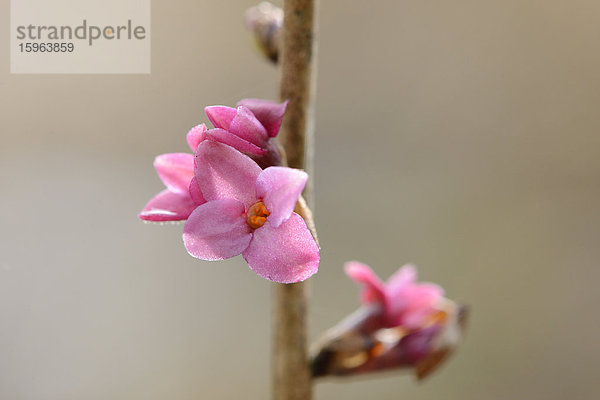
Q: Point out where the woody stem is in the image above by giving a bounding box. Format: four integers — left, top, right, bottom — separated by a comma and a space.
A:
273, 0, 318, 400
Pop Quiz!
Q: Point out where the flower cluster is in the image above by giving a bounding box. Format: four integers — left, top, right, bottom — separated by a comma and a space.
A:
139, 99, 319, 283
138, 97, 466, 379
311, 262, 466, 380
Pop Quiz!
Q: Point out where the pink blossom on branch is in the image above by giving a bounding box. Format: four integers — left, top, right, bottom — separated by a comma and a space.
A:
204, 99, 288, 168
138, 124, 208, 221
345, 262, 444, 330
183, 141, 319, 283
311, 262, 467, 380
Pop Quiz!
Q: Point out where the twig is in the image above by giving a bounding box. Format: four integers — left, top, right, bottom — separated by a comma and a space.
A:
273, 1, 318, 400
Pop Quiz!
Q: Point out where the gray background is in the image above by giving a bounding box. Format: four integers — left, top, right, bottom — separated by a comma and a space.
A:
1, 1, 599, 399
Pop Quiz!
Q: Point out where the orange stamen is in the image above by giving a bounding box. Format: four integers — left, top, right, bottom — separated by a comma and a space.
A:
247, 201, 270, 229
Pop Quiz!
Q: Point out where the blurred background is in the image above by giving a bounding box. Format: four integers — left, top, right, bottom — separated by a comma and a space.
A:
2, 1, 600, 399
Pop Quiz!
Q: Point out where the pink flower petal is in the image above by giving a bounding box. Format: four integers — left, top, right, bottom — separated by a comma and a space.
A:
154, 153, 195, 194
194, 141, 261, 208
206, 128, 267, 156
344, 262, 386, 305
404, 283, 444, 309
242, 213, 319, 283
385, 265, 444, 324
188, 177, 206, 205
205, 106, 237, 130
237, 98, 288, 137
187, 124, 207, 152
395, 283, 444, 329
183, 199, 253, 260
229, 106, 268, 146
138, 189, 197, 221
386, 264, 417, 298
255, 167, 307, 228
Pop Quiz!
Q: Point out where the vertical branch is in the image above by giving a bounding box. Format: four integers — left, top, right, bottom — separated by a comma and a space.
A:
279, 0, 316, 171
273, 1, 318, 400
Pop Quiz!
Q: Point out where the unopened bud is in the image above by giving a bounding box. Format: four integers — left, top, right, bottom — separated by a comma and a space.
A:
245, 2, 282, 63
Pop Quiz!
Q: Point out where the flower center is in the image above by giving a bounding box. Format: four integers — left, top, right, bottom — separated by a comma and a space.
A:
247, 201, 270, 229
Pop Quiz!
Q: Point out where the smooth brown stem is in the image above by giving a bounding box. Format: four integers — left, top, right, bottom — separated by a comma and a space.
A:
273, 1, 318, 400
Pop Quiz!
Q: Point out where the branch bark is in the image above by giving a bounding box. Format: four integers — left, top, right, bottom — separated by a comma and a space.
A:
273, 1, 318, 400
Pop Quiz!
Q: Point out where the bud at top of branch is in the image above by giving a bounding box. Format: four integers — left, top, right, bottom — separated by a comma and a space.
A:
244, 2, 282, 63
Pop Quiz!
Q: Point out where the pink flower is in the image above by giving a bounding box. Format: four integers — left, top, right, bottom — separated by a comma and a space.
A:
345, 262, 444, 330
138, 124, 207, 221
204, 99, 288, 167
311, 262, 466, 379
183, 140, 319, 283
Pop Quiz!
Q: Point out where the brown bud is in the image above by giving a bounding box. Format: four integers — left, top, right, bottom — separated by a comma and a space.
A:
244, 2, 283, 63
